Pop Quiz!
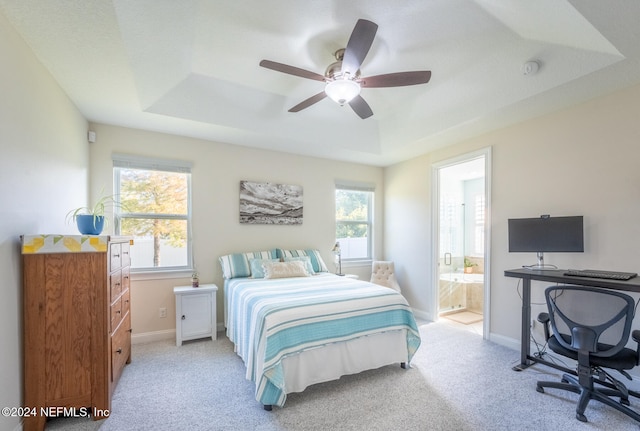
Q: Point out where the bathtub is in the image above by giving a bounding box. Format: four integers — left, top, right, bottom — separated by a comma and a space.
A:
440, 272, 484, 283
439, 272, 484, 313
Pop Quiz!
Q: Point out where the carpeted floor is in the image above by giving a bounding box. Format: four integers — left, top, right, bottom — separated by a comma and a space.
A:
44, 321, 640, 430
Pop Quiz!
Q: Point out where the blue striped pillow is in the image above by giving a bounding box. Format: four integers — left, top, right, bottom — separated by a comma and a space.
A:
277, 249, 328, 273
219, 250, 278, 279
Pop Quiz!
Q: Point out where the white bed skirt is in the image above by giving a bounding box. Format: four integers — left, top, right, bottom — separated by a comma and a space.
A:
280, 329, 410, 395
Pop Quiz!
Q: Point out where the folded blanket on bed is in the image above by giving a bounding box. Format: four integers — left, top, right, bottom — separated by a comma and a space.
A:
225, 273, 421, 407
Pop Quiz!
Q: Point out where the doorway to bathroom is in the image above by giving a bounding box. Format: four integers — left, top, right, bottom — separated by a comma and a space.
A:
432, 148, 491, 338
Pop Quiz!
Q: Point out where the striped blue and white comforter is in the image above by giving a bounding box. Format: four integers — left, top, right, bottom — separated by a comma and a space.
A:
225, 273, 421, 407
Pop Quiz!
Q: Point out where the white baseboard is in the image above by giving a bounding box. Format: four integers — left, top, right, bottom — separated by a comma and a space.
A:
131, 329, 175, 344
412, 308, 432, 322
132, 324, 225, 345
487, 332, 520, 351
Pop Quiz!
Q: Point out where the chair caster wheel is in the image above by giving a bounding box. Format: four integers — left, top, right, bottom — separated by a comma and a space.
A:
576, 413, 587, 422
536, 386, 544, 393
622, 398, 630, 406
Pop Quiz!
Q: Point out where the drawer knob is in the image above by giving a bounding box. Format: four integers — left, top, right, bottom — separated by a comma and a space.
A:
116, 348, 122, 354
181, 315, 186, 320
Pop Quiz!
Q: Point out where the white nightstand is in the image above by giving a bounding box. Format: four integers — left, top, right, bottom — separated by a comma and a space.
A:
173, 284, 218, 346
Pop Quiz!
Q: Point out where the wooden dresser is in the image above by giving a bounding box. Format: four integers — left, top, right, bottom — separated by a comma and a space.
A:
21, 235, 132, 431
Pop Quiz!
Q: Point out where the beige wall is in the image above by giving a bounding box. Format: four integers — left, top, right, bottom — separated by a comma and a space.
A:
385, 83, 640, 349
88, 124, 384, 340
0, 11, 89, 431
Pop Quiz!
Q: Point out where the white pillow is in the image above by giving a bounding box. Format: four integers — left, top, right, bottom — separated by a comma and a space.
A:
263, 261, 311, 279
249, 258, 281, 278
283, 256, 316, 275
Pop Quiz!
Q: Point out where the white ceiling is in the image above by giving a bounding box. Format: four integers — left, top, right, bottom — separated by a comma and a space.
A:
2, 0, 640, 166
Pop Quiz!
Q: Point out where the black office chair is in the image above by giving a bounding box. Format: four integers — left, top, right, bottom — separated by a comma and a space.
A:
536, 285, 640, 423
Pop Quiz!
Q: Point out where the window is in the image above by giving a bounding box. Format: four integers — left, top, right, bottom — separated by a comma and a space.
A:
113, 154, 192, 272
335, 184, 374, 261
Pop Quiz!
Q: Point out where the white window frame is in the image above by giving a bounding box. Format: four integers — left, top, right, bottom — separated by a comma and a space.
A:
113, 154, 193, 274
335, 182, 374, 263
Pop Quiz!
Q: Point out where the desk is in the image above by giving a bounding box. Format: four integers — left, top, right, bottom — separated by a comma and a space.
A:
504, 268, 640, 371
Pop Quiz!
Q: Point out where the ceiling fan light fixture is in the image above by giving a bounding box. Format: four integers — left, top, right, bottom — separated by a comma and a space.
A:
325, 79, 360, 105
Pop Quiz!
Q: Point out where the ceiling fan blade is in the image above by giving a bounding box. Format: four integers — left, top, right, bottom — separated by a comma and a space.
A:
288, 92, 327, 112
360, 71, 432, 88
342, 19, 378, 77
260, 60, 326, 82
348, 95, 373, 119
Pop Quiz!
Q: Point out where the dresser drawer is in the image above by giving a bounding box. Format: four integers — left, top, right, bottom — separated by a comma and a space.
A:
111, 313, 131, 385
110, 296, 123, 333
110, 242, 122, 271
121, 266, 130, 291
121, 241, 131, 268
110, 270, 122, 303
121, 289, 130, 317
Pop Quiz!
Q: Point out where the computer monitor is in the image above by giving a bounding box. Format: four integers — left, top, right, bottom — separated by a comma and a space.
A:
508, 215, 584, 269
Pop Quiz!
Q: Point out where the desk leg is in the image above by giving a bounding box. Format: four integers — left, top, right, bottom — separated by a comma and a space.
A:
513, 278, 532, 371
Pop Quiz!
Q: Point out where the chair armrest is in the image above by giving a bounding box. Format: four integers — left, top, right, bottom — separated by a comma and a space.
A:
633, 330, 640, 366
537, 312, 550, 341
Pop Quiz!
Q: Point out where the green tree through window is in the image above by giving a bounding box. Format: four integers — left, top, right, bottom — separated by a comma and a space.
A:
114, 157, 192, 271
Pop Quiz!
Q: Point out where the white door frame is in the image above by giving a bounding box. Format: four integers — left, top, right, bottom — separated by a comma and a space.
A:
430, 147, 492, 339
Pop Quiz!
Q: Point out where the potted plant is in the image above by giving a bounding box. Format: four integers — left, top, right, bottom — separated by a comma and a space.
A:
66, 191, 121, 235
191, 272, 200, 288
464, 257, 477, 274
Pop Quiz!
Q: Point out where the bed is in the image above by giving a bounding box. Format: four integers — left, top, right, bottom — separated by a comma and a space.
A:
221, 249, 421, 410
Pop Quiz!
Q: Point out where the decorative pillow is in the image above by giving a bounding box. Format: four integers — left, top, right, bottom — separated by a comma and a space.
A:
263, 261, 311, 279
277, 249, 329, 273
249, 258, 280, 278
219, 249, 278, 279
283, 256, 316, 275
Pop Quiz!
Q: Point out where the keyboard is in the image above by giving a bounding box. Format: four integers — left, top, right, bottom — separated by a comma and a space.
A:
563, 269, 638, 281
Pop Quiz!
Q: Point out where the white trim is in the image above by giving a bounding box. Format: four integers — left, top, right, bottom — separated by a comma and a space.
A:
411, 308, 433, 322
341, 259, 372, 268
132, 323, 225, 345
335, 187, 374, 261
431, 147, 492, 341
113, 157, 194, 272
483, 148, 493, 340
132, 329, 176, 344
335, 180, 375, 192
131, 269, 193, 281
488, 332, 520, 351
112, 153, 192, 173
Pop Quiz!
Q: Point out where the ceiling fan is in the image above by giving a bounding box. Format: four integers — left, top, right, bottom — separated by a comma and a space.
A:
260, 19, 431, 119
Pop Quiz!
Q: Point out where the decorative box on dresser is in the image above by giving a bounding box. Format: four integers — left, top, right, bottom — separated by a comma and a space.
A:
21, 234, 133, 431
